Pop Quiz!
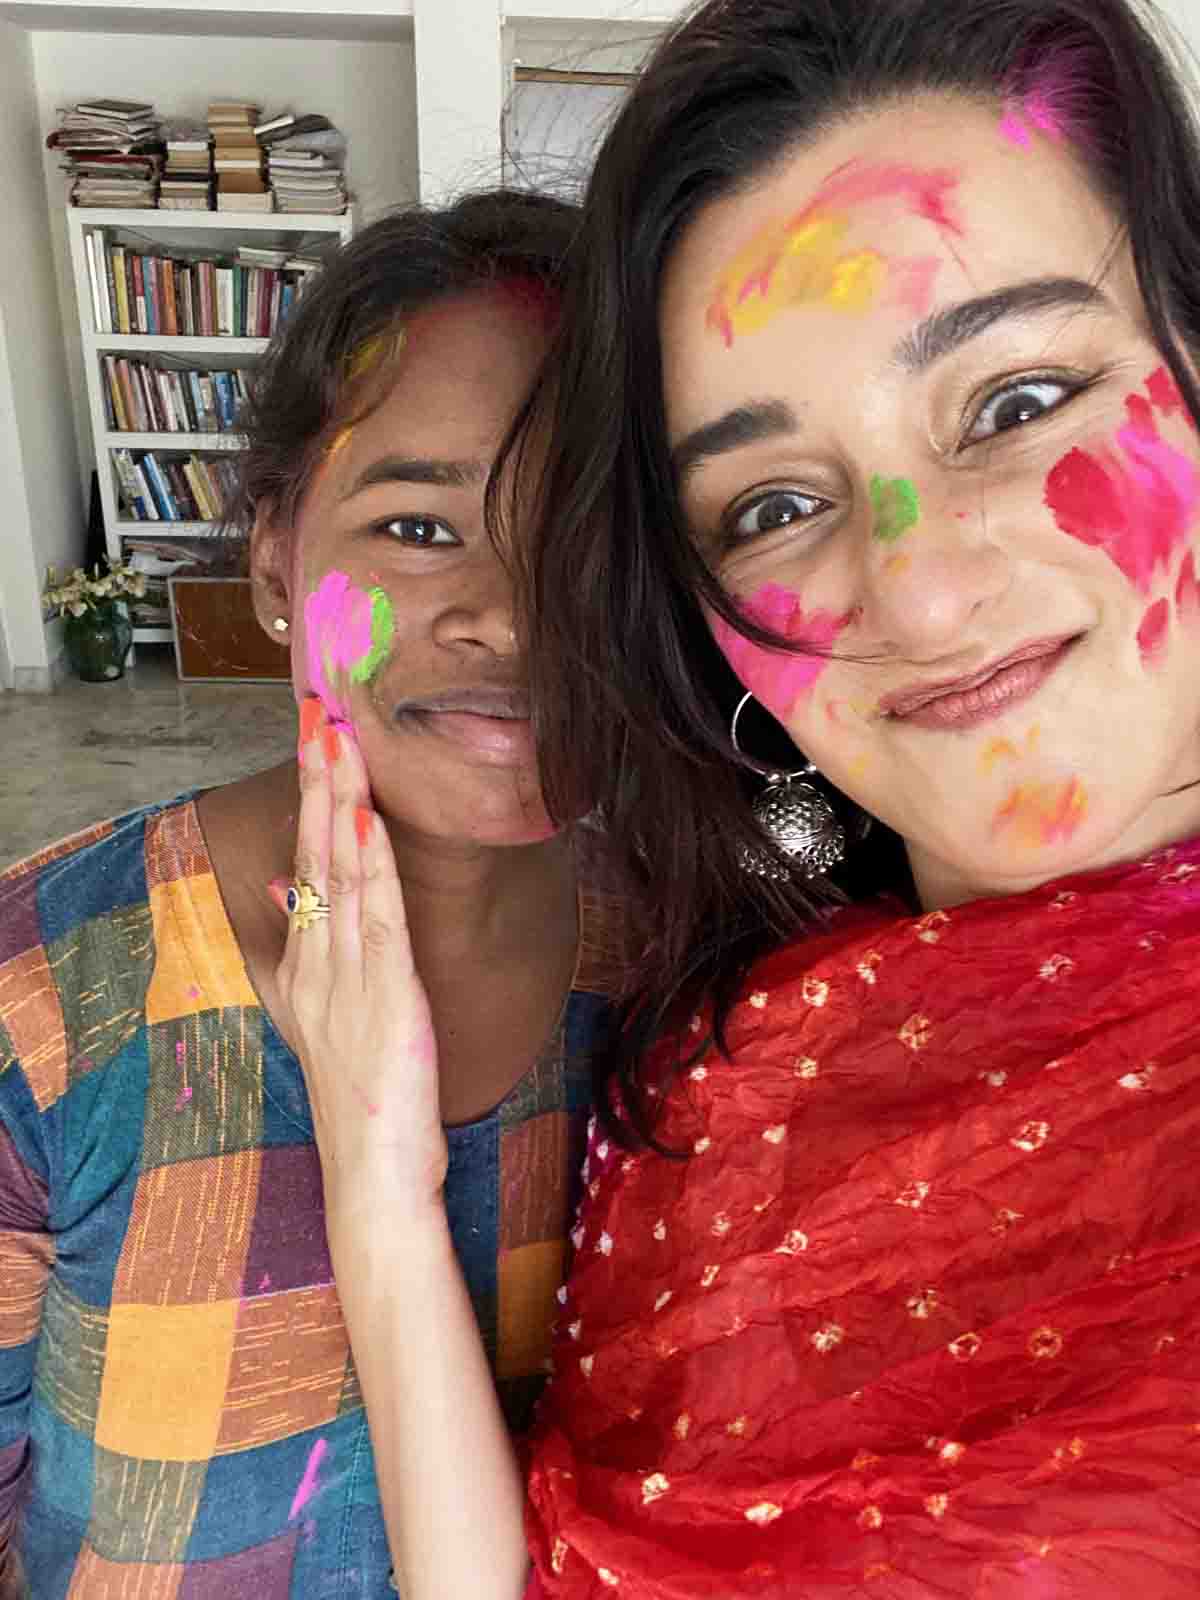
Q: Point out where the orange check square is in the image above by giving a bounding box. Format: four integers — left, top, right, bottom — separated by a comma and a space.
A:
145, 873, 257, 1025
496, 1239, 565, 1380
95, 1299, 238, 1462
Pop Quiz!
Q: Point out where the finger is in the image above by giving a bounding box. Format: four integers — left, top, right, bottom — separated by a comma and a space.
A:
281, 723, 334, 985
326, 724, 367, 991
355, 804, 417, 990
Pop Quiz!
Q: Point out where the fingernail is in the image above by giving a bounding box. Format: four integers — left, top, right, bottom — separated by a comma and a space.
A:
298, 698, 323, 750
355, 806, 374, 847
323, 725, 341, 763
267, 877, 290, 912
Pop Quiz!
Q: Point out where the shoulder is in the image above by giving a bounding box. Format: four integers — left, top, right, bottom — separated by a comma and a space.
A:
0, 793, 203, 1127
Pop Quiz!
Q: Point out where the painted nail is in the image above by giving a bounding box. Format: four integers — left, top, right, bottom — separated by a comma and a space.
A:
299, 698, 323, 749
355, 806, 374, 847
323, 726, 341, 764
267, 877, 290, 912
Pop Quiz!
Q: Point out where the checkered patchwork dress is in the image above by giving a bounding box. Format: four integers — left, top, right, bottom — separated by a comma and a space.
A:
0, 796, 622, 1597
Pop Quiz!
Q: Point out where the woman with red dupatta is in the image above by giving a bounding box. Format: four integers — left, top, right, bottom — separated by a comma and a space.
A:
269, 0, 1200, 1595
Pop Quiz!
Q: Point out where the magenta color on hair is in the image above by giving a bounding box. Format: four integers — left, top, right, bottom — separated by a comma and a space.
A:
496, 273, 561, 334
1004, 44, 1103, 151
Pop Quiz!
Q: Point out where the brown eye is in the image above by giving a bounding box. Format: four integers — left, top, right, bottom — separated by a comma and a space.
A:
730, 489, 827, 543
967, 377, 1074, 443
378, 516, 460, 547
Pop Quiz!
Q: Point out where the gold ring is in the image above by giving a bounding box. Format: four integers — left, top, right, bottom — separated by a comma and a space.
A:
286, 879, 330, 931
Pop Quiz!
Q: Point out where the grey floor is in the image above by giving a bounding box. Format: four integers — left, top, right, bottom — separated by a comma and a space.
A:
1, 646, 297, 871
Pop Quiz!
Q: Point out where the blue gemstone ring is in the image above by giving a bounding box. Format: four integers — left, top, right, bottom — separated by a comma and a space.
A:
286, 878, 330, 931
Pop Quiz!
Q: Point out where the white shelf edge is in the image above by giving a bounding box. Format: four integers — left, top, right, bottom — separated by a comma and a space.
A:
106, 432, 247, 450
117, 521, 222, 536
132, 627, 175, 644
68, 207, 354, 232
88, 333, 269, 354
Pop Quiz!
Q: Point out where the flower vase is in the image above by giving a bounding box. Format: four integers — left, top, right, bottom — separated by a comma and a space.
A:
63, 603, 134, 682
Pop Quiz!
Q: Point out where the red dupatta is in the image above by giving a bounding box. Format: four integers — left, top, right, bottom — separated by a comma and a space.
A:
524, 839, 1200, 1597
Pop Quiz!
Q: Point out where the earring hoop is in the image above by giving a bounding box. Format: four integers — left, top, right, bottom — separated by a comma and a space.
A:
730, 691, 846, 880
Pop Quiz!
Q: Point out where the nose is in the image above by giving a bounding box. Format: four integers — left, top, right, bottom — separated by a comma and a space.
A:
432, 557, 519, 660
858, 481, 1013, 659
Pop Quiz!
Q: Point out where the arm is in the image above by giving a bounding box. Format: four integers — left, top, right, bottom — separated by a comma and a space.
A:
274, 711, 527, 1599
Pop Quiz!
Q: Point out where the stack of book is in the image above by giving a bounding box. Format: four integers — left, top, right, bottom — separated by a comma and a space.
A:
208, 102, 272, 213
160, 123, 213, 210
48, 98, 163, 207
258, 111, 349, 214
114, 448, 240, 523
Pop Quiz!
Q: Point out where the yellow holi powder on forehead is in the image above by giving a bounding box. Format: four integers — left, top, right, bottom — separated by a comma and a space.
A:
345, 327, 406, 382
707, 213, 887, 344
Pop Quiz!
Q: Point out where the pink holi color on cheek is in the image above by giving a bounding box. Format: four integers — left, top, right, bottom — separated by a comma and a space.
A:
303, 571, 376, 724
1043, 376, 1200, 593
711, 583, 851, 719
1137, 598, 1170, 666
1146, 365, 1186, 418
1176, 551, 1200, 627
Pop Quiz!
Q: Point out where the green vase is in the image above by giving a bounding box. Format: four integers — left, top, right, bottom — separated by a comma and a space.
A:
63, 603, 134, 682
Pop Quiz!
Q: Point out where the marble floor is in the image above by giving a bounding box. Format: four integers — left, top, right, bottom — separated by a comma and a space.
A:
1, 646, 297, 871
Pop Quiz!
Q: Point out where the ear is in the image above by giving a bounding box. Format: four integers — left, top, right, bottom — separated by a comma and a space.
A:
249, 503, 294, 640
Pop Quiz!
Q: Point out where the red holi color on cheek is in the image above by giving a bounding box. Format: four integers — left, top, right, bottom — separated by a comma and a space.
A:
1043, 377, 1200, 592
1176, 551, 1200, 627
1137, 598, 1170, 666
1145, 365, 1185, 418
711, 582, 851, 719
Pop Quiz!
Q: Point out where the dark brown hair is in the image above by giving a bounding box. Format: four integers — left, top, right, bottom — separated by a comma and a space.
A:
226, 188, 579, 536
507, 0, 1200, 1143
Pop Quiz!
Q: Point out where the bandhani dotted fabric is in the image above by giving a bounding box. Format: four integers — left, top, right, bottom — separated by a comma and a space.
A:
0, 796, 619, 1597
525, 839, 1200, 1598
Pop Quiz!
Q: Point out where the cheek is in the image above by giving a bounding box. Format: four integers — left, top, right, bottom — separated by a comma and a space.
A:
301, 571, 395, 724
710, 582, 851, 722
992, 776, 1089, 850
1043, 369, 1200, 593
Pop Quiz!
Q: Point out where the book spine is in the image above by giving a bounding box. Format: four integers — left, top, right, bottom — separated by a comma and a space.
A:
216, 267, 234, 337
103, 356, 123, 430
132, 255, 147, 333
163, 261, 178, 337
212, 371, 234, 431
98, 233, 116, 332
198, 373, 216, 430
132, 457, 160, 520
155, 370, 176, 432
233, 265, 245, 337
179, 371, 198, 432
111, 247, 130, 333
143, 453, 179, 520
130, 363, 151, 431
84, 231, 104, 332
115, 360, 138, 432
165, 459, 197, 520
147, 259, 161, 335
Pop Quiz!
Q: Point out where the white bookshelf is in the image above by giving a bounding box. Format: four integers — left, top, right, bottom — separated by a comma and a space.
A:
66, 205, 353, 645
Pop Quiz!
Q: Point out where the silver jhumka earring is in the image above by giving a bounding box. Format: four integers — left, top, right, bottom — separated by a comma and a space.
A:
731, 691, 846, 880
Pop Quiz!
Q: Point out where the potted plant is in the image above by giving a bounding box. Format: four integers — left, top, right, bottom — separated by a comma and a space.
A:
44, 560, 146, 681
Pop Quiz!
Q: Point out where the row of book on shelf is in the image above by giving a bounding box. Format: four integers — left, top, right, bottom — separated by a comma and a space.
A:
114, 448, 239, 524
101, 357, 248, 436
84, 234, 322, 337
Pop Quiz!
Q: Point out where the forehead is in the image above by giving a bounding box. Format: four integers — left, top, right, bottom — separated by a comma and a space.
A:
352, 285, 547, 456
660, 95, 1124, 428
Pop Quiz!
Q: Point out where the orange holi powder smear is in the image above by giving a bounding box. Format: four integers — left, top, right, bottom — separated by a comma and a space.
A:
883, 550, 913, 578
993, 777, 1087, 848
706, 161, 962, 347
981, 738, 1018, 774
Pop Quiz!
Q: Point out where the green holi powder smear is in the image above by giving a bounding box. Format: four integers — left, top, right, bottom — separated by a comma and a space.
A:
870, 475, 921, 543
349, 587, 395, 684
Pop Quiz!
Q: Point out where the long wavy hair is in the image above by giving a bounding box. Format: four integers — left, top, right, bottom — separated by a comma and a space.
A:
505, 0, 1200, 1144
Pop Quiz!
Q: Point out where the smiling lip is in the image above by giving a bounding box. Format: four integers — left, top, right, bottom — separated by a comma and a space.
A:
880, 635, 1079, 731
395, 688, 535, 764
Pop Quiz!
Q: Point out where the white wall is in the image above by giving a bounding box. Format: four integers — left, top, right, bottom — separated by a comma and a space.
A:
32, 26, 420, 499
0, 19, 80, 687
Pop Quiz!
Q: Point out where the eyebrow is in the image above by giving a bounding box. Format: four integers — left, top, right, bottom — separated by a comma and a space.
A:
341, 455, 486, 499
894, 275, 1110, 372
671, 400, 799, 480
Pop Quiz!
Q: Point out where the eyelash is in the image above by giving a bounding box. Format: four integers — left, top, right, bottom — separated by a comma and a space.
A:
371, 515, 460, 547
715, 368, 1096, 552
